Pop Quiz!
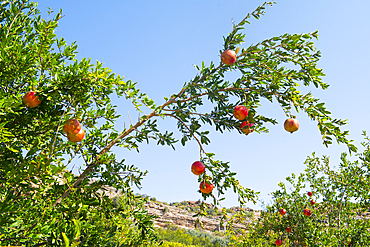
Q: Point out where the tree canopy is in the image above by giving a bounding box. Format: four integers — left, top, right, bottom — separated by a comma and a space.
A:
0, 1, 357, 246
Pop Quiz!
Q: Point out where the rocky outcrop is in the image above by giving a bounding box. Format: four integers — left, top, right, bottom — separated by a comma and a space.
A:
83, 180, 261, 232
145, 200, 260, 232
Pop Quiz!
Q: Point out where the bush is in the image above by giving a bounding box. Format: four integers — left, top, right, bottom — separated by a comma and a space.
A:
161, 242, 197, 247
163, 206, 169, 214
156, 224, 230, 247
229, 134, 370, 246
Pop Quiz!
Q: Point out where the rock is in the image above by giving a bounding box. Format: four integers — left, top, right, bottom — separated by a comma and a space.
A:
145, 201, 260, 232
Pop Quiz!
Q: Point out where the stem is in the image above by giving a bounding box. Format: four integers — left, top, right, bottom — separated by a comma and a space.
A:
171, 86, 275, 105
163, 113, 207, 155
162, 109, 229, 125
337, 192, 345, 230
5, 2, 26, 39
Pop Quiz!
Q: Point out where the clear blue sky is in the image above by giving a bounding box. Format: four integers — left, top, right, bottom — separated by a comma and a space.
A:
36, 0, 370, 209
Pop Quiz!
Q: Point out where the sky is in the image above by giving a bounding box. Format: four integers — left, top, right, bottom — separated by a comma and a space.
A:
36, 0, 370, 210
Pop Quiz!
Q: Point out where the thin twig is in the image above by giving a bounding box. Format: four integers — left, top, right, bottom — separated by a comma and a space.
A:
162, 109, 229, 125
50, 102, 71, 158
172, 86, 275, 105
163, 113, 207, 155
128, 111, 133, 126
5, 2, 26, 38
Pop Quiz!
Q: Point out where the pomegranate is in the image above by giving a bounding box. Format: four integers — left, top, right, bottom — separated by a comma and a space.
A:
284, 118, 299, 133
199, 181, 214, 194
23, 91, 41, 108
221, 49, 236, 65
191, 161, 205, 175
233, 105, 249, 120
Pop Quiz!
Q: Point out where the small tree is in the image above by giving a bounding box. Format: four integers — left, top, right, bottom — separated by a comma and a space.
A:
0, 0, 356, 245
229, 133, 370, 246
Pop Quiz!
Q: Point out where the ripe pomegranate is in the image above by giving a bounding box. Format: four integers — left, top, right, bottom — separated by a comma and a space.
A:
63, 119, 82, 135
275, 239, 283, 246
233, 105, 249, 120
310, 200, 315, 205
279, 208, 287, 216
199, 181, 214, 194
23, 91, 41, 108
303, 208, 312, 217
240, 121, 254, 135
284, 118, 299, 133
191, 161, 205, 175
67, 128, 85, 143
307, 191, 313, 197
221, 49, 236, 65
286, 227, 292, 233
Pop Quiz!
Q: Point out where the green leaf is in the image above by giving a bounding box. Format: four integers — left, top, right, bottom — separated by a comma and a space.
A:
62, 232, 70, 247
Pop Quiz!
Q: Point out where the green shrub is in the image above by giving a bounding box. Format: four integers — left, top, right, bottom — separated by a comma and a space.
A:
163, 206, 169, 214
229, 134, 370, 246
156, 224, 230, 247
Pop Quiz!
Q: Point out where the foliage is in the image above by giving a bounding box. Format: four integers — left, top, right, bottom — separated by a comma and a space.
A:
0, 1, 158, 245
229, 133, 370, 246
0, 0, 357, 245
161, 243, 197, 247
156, 224, 230, 247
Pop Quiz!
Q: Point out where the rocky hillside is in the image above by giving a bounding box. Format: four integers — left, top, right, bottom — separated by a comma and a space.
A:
95, 183, 260, 232
145, 199, 260, 232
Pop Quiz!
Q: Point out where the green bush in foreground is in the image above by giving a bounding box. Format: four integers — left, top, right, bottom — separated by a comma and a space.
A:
156, 224, 230, 247
161, 242, 196, 247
